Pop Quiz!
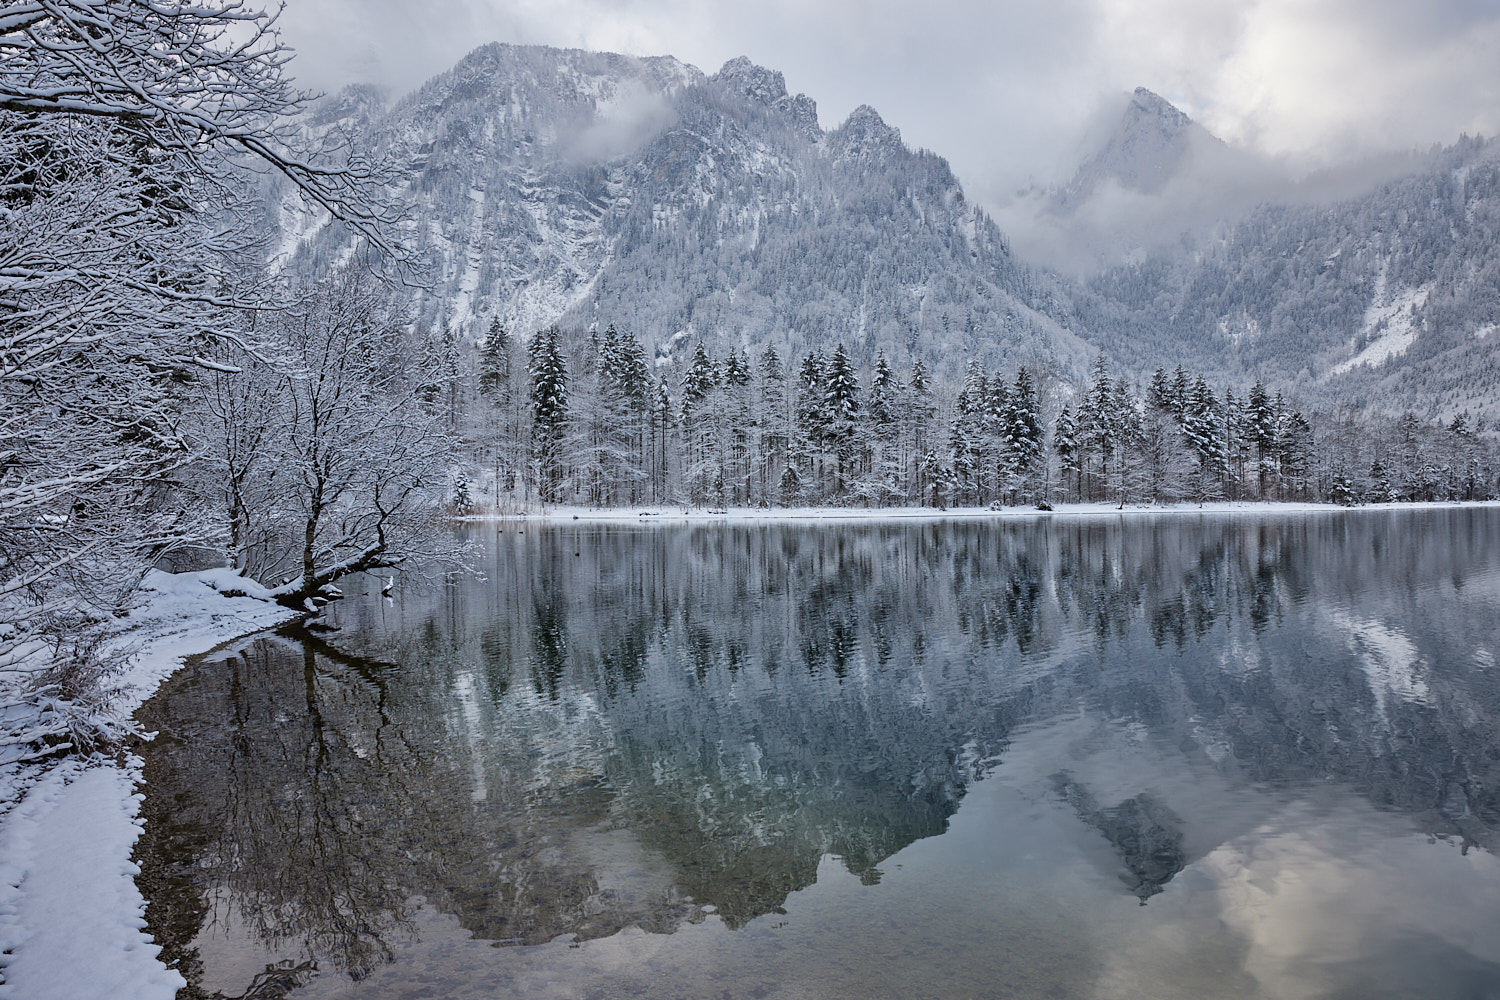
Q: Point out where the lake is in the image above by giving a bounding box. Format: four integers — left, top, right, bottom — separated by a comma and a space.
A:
135, 509, 1500, 999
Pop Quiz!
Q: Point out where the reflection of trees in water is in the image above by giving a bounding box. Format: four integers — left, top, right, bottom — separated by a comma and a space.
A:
138, 510, 1500, 993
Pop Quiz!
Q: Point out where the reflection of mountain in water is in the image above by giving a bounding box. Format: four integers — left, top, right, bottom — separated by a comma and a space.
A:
1054, 774, 1187, 902
136, 510, 1500, 992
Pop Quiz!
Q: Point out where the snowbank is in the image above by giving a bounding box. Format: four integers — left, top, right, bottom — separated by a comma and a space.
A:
0, 570, 295, 1000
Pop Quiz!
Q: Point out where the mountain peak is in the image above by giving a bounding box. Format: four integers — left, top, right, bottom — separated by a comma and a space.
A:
712, 57, 789, 104
1128, 86, 1194, 141
1129, 87, 1192, 129
1057, 86, 1219, 204
830, 105, 903, 159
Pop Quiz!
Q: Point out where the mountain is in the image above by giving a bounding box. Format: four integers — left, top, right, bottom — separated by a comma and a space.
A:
273, 44, 1500, 421
1075, 133, 1500, 422
1057, 87, 1225, 206
999, 88, 1281, 273
274, 43, 1091, 378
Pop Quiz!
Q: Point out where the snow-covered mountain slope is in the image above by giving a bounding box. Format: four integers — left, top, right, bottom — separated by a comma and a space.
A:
1077, 134, 1500, 421
276, 43, 1091, 378
1060, 87, 1223, 204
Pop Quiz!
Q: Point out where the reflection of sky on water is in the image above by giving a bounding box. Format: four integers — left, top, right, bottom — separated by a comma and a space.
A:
137, 509, 1500, 999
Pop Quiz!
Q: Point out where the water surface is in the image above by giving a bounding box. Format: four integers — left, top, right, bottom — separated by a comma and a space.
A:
136, 510, 1500, 998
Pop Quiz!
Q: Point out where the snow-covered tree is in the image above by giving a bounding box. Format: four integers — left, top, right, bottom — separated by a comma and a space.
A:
1, 0, 393, 753
205, 271, 451, 603
1002, 367, 1044, 504
822, 345, 861, 497
529, 328, 569, 504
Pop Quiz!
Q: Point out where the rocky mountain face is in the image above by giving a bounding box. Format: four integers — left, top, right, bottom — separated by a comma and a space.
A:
278, 43, 1089, 379
1000, 87, 1282, 275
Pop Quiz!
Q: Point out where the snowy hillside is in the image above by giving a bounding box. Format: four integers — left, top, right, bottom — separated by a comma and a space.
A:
1078, 134, 1500, 420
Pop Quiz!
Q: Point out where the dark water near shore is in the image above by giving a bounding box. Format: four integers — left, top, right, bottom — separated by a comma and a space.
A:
136, 509, 1500, 999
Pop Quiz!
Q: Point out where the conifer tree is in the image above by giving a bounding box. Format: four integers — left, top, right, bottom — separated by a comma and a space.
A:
681, 343, 721, 503
864, 353, 903, 505
1140, 369, 1183, 502
757, 349, 789, 504
1003, 367, 1044, 504
907, 360, 937, 503
823, 345, 862, 497
528, 327, 569, 504
794, 350, 828, 498
1080, 356, 1116, 501
479, 320, 512, 400
1247, 380, 1278, 498
1182, 376, 1227, 502
1054, 406, 1080, 503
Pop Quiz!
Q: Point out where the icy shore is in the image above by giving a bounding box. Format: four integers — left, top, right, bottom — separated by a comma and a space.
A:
476, 498, 1500, 522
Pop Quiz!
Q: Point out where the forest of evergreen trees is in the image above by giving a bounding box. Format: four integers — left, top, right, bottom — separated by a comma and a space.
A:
452, 320, 1500, 512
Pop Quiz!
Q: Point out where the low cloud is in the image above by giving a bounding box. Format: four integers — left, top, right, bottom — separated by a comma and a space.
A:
558, 83, 677, 164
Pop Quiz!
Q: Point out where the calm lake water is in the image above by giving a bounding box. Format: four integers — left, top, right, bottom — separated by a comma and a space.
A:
136, 510, 1500, 999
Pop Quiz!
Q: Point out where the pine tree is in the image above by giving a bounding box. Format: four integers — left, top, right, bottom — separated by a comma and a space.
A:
907, 359, 937, 503
1080, 356, 1116, 501
478, 320, 510, 397
722, 349, 753, 501
757, 349, 789, 505
1140, 369, 1184, 502
1247, 380, 1277, 498
1109, 377, 1143, 505
794, 350, 828, 499
680, 344, 722, 504
1278, 409, 1314, 501
1053, 406, 1079, 503
863, 352, 903, 505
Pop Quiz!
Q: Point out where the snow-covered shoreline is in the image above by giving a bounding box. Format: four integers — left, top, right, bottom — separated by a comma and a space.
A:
0, 570, 297, 1000
2, 499, 1497, 998
474, 498, 1500, 522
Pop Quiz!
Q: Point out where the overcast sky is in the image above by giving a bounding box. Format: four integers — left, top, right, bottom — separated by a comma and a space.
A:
275, 0, 1500, 209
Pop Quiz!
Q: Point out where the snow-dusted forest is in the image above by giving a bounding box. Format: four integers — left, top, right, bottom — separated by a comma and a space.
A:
444, 321, 1498, 512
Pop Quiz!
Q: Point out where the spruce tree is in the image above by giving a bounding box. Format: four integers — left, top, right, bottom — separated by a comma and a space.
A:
1053, 406, 1079, 503
823, 345, 861, 497
757, 349, 789, 504
528, 327, 569, 505
1003, 367, 1044, 504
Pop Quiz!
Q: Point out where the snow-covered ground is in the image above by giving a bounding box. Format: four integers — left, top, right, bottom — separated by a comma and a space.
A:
474, 499, 1500, 522
3, 499, 1497, 998
0, 570, 295, 1000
